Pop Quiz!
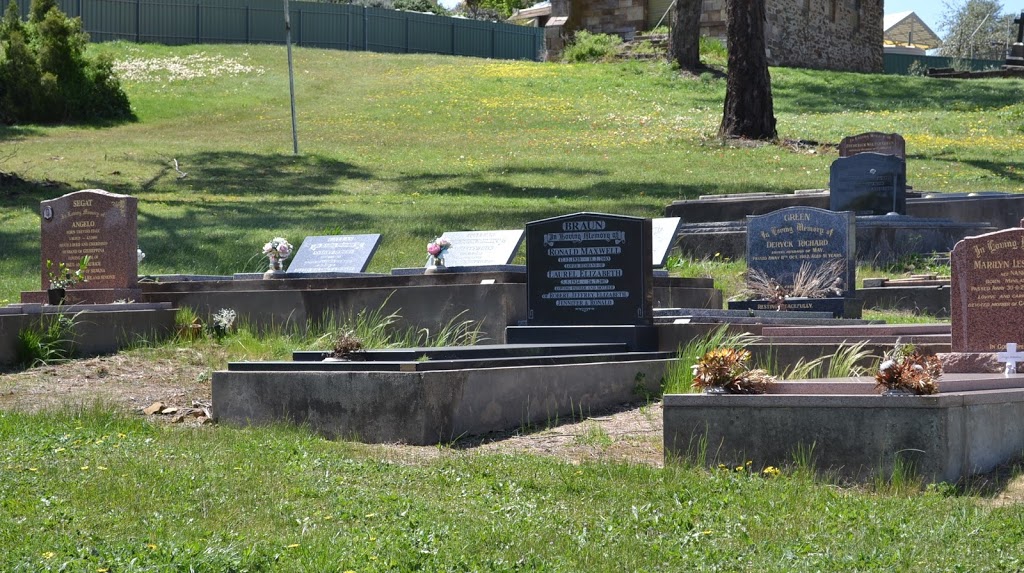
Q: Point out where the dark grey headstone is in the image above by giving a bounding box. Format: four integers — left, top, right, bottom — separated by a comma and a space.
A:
829, 153, 906, 215
838, 132, 906, 158
526, 212, 653, 326
434, 230, 524, 267
651, 217, 682, 267
287, 234, 381, 274
746, 206, 856, 296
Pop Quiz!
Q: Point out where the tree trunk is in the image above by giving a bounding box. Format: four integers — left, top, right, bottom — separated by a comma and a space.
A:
718, 0, 777, 141
669, 0, 702, 71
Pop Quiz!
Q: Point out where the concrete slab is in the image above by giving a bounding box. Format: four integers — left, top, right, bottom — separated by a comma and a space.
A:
213, 357, 672, 445
664, 374, 1024, 482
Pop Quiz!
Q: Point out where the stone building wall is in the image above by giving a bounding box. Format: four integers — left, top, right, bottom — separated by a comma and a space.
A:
574, 0, 647, 36
569, 0, 883, 73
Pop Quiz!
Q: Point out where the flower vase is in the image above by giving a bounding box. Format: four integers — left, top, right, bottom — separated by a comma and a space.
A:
263, 258, 284, 279
47, 287, 66, 306
424, 256, 447, 275
703, 386, 729, 395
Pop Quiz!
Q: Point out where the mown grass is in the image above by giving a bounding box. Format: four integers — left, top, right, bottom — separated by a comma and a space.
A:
1, 42, 1021, 304
3, 406, 1024, 571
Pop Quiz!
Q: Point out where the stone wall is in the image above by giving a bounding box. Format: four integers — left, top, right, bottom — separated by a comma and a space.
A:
763, 0, 883, 72
569, 0, 883, 73
574, 0, 646, 36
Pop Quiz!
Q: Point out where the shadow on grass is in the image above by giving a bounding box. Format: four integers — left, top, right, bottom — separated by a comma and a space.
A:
958, 158, 1024, 185
87, 150, 372, 197
0, 124, 46, 143
772, 70, 1024, 114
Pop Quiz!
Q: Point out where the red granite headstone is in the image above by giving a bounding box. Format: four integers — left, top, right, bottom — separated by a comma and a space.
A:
37, 189, 139, 300
838, 132, 906, 159
950, 228, 1024, 351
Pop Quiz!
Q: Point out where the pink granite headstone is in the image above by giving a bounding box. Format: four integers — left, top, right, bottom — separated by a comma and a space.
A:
950, 227, 1024, 351
838, 132, 906, 159
39, 189, 138, 293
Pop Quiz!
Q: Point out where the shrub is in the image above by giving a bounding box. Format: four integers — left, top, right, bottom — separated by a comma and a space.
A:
563, 31, 622, 63
392, 0, 447, 15
0, 0, 133, 124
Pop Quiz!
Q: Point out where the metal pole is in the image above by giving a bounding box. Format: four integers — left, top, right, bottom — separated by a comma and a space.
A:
285, 0, 299, 155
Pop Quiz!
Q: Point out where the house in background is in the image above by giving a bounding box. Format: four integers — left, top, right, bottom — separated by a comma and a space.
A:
883, 11, 941, 55
514, 0, 884, 73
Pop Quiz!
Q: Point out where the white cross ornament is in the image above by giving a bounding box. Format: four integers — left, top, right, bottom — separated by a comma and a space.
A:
996, 343, 1024, 376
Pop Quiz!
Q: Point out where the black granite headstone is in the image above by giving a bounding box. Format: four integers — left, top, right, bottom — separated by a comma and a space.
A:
526, 213, 653, 326
745, 206, 855, 296
829, 152, 906, 215
287, 234, 382, 274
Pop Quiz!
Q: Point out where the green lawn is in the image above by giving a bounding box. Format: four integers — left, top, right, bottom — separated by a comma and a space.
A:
2, 406, 1024, 572
1, 43, 1022, 303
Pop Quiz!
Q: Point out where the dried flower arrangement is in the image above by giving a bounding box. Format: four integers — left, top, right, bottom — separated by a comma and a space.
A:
739, 259, 845, 309
874, 344, 942, 395
691, 347, 776, 394
330, 330, 365, 360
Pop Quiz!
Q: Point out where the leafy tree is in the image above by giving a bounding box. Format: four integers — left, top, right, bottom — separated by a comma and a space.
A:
718, 0, 776, 141
939, 0, 1015, 61
453, 0, 526, 20
392, 0, 447, 15
0, 0, 132, 124
669, 0, 701, 71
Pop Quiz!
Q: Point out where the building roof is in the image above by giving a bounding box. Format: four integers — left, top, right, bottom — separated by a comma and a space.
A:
509, 1, 550, 21
884, 11, 941, 50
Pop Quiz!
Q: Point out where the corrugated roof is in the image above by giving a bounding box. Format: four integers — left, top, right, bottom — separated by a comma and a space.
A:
884, 11, 941, 50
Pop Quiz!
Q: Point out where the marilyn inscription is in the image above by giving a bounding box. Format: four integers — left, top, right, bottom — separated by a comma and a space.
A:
951, 228, 1024, 352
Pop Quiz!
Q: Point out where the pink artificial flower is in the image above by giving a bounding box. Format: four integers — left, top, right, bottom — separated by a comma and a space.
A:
427, 242, 442, 257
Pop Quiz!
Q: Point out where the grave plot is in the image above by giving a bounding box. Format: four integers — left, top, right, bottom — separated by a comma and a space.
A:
213, 212, 677, 444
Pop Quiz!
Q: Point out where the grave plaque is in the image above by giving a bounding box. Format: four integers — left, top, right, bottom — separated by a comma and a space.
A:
950, 228, 1024, 352
745, 207, 855, 296
434, 229, 524, 267
287, 234, 382, 274
39, 189, 138, 290
838, 132, 906, 159
651, 217, 682, 268
526, 212, 652, 326
829, 152, 906, 215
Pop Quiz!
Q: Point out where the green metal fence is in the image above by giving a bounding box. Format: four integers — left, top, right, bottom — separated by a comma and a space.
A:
884, 53, 1006, 75
14, 0, 544, 60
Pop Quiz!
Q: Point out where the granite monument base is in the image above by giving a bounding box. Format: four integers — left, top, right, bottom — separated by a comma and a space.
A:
664, 374, 1024, 483
727, 297, 862, 319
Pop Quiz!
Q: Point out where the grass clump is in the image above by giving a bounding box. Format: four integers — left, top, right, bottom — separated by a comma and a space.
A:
563, 31, 623, 62
14, 312, 78, 367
